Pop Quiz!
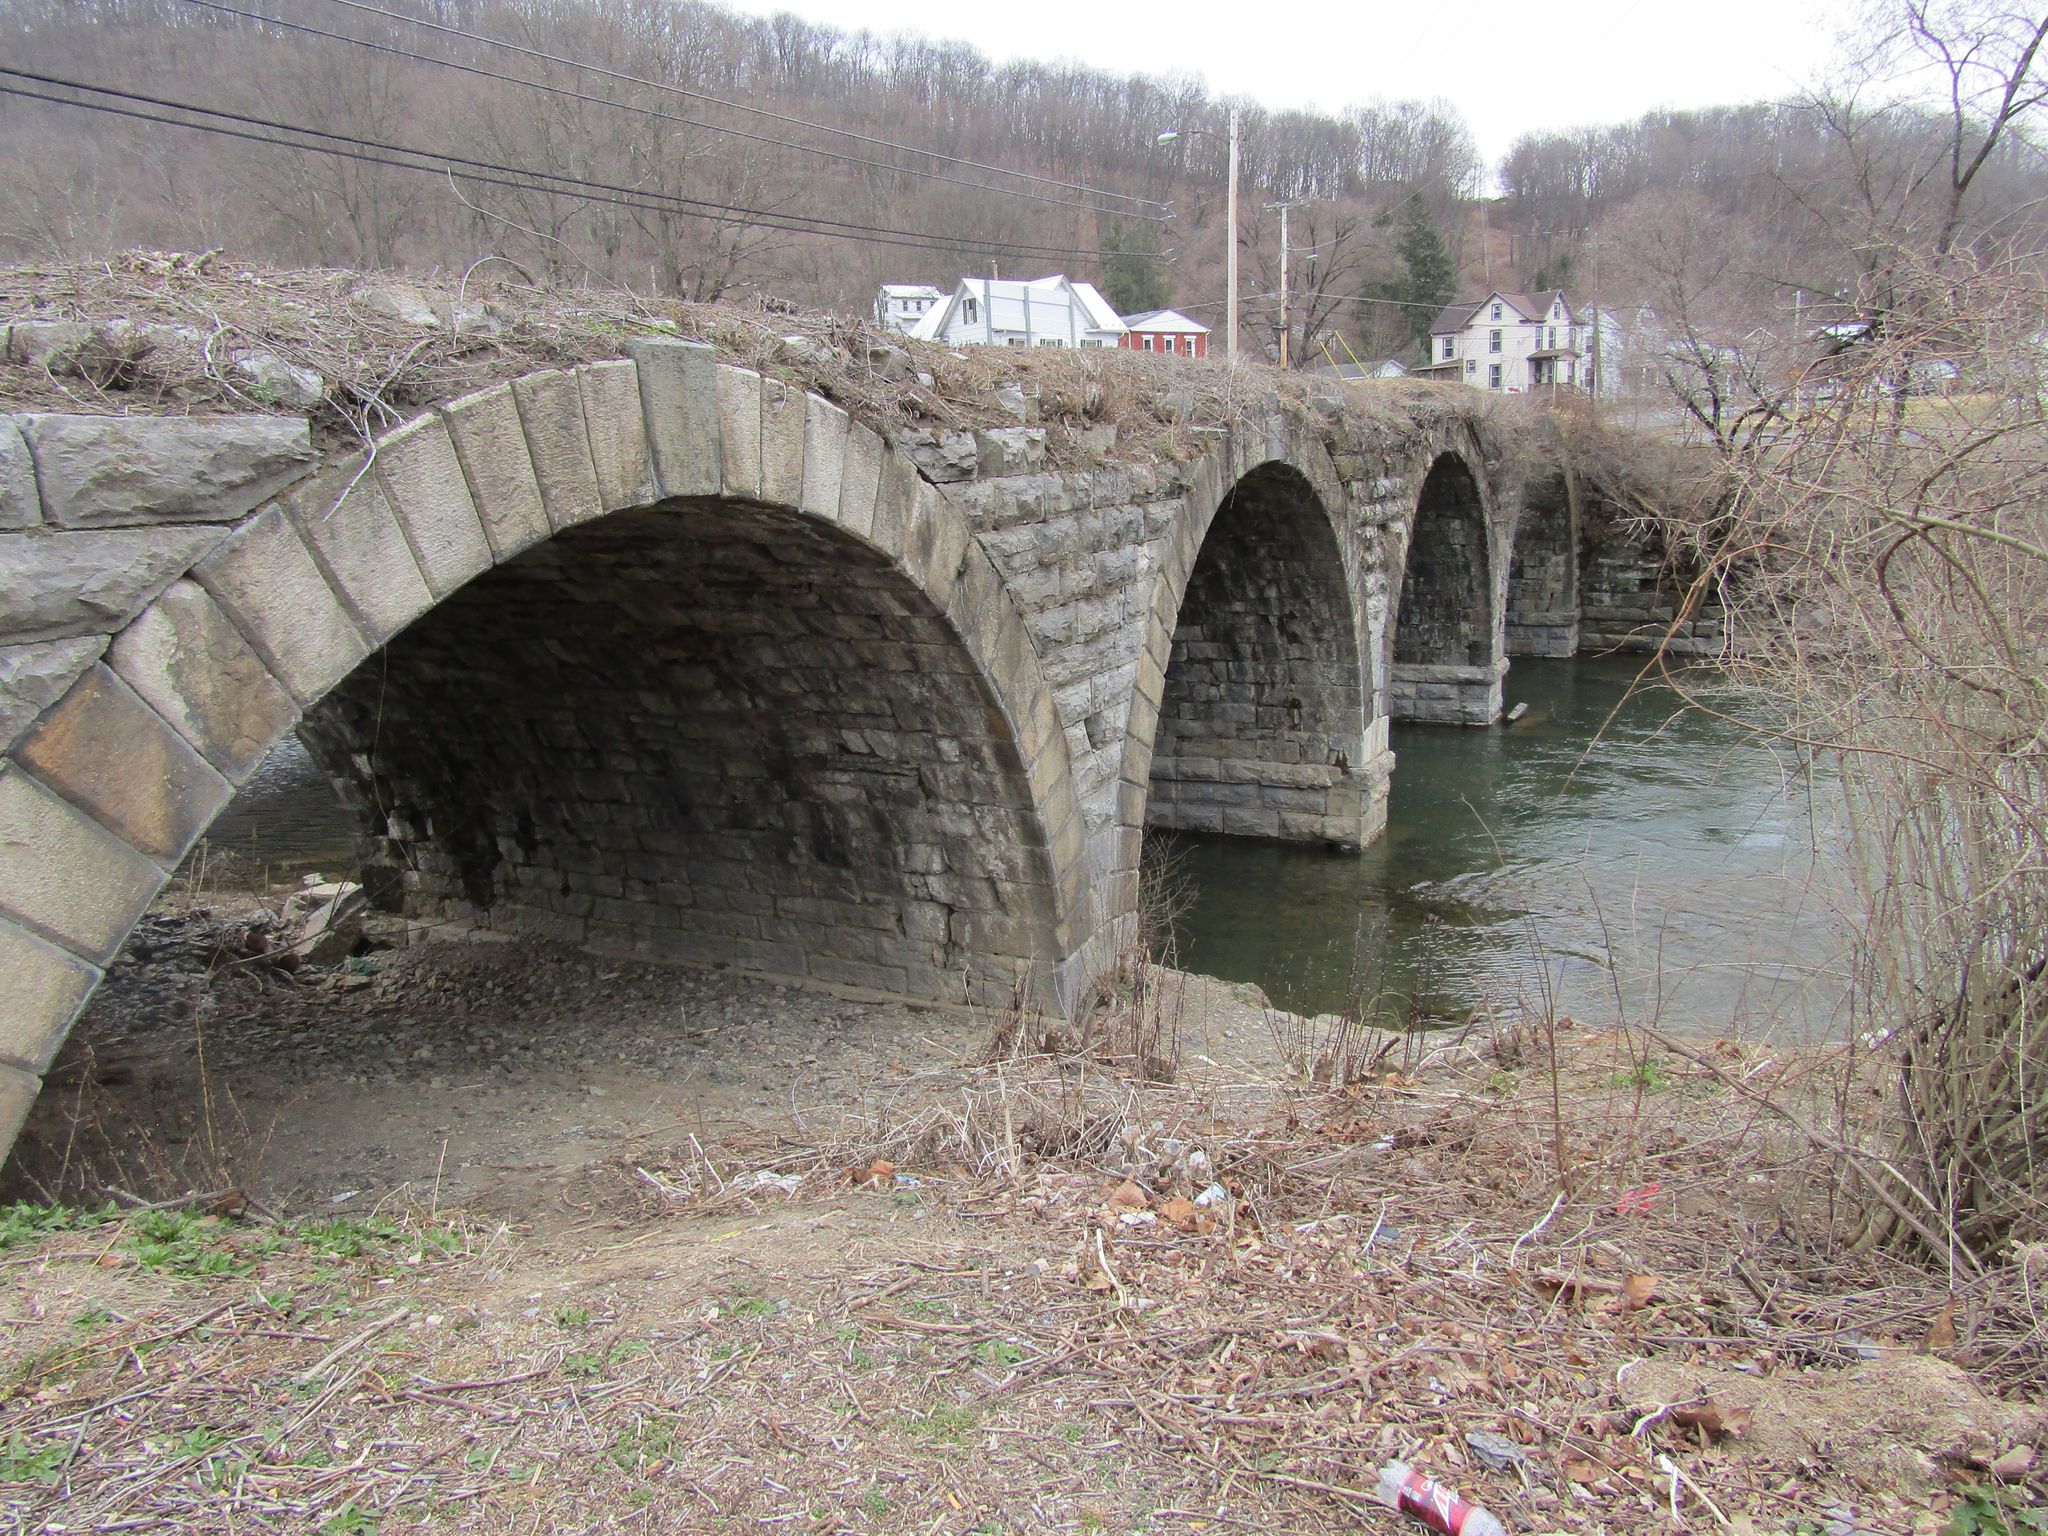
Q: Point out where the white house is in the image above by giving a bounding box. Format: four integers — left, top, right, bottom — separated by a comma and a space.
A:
1420, 290, 1599, 394
874, 283, 944, 335
909, 275, 1126, 349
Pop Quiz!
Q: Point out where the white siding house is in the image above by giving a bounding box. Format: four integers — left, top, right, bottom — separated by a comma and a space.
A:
909, 275, 1127, 349
874, 284, 944, 335
1422, 290, 1601, 394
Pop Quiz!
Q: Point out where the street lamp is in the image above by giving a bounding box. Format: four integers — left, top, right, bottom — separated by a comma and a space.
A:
1155, 108, 1240, 366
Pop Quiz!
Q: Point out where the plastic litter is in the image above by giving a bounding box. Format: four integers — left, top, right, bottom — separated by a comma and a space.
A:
1193, 1182, 1229, 1207
1375, 1460, 1510, 1536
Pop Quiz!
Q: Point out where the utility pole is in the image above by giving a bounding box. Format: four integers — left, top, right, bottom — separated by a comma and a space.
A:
1277, 201, 1290, 369
1588, 240, 1599, 419
1226, 106, 1240, 366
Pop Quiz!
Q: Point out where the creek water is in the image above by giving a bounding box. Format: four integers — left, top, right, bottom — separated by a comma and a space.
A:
1153, 655, 1853, 1040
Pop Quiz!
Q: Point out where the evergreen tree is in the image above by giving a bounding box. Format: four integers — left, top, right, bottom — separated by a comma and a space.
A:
1392, 203, 1455, 354
1098, 216, 1170, 316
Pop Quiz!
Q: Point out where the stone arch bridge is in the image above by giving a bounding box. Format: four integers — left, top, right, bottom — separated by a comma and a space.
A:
0, 334, 1673, 1153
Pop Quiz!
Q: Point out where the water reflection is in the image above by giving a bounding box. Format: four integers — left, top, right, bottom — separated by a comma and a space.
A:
1154, 656, 1852, 1039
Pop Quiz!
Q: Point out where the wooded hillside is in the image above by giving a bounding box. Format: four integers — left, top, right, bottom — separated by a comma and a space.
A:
3, 0, 2043, 369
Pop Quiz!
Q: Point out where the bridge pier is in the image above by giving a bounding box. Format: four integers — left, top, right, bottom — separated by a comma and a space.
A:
1386, 657, 1508, 726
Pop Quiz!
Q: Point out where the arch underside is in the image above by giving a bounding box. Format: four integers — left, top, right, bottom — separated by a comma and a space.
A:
1144, 463, 1376, 850
1390, 453, 1504, 726
1506, 468, 1580, 657
300, 498, 1063, 1006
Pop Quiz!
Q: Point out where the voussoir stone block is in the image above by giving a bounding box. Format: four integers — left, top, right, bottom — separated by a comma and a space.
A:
20, 413, 316, 528
869, 451, 920, 559
837, 423, 885, 541
0, 913, 99, 1073
0, 765, 164, 962
15, 664, 233, 865
0, 636, 108, 754
284, 468, 434, 644
512, 369, 604, 532
622, 340, 719, 500
577, 360, 658, 512
715, 367, 763, 501
759, 379, 807, 508
439, 384, 550, 561
110, 579, 298, 781
799, 395, 849, 522
369, 414, 492, 599
0, 1063, 37, 1162
0, 526, 226, 645
192, 505, 370, 705
0, 417, 36, 529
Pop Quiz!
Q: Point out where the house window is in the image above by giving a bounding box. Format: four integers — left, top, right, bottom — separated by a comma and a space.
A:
1007, 337, 1026, 347
1548, 326, 1557, 348
1038, 338, 1063, 347
964, 298, 978, 324
1488, 363, 1502, 389
1489, 329, 1502, 353
1142, 335, 1155, 351
1465, 358, 1476, 374
1441, 337, 1454, 360
1491, 302, 1502, 320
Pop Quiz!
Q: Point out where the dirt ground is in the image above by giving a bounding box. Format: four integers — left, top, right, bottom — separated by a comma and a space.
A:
2, 897, 2045, 1535
3, 899, 1283, 1219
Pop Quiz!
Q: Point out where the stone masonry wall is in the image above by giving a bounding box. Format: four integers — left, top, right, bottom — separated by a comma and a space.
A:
1388, 452, 1505, 725
1146, 463, 1369, 848
1578, 491, 1729, 658
301, 502, 1061, 1006
1506, 468, 1580, 658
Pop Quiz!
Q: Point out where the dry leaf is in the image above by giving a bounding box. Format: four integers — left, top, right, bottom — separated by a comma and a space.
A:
1622, 1273, 1662, 1310
1286, 1331, 1348, 1359
1564, 1458, 1604, 1484
1108, 1179, 1149, 1210
1082, 1268, 1115, 1293
1672, 1399, 1753, 1438
1158, 1196, 1200, 1230
851, 1158, 895, 1187
1924, 1295, 1958, 1351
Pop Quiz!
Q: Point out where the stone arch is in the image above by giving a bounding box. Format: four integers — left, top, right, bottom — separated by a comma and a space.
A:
1144, 460, 1372, 848
0, 342, 1089, 1151
1388, 450, 1504, 725
1506, 466, 1581, 657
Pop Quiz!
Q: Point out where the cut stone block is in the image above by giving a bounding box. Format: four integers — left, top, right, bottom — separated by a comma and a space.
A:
15, 664, 233, 864
0, 526, 225, 645
439, 384, 550, 561
0, 765, 164, 962
110, 579, 299, 782
370, 414, 493, 599
623, 341, 719, 500
578, 360, 658, 511
284, 469, 435, 643
0, 914, 99, 1073
20, 413, 315, 527
512, 370, 604, 532
191, 506, 370, 705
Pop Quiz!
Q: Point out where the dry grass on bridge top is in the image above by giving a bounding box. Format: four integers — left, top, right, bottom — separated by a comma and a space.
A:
0, 250, 1506, 471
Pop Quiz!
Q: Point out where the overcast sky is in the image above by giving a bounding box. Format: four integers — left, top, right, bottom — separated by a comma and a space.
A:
720, 0, 1848, 174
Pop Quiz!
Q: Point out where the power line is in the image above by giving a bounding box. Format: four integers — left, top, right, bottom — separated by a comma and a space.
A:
172, 0, 1167, 224
315, 0, 1168, 215
0, 68, 1122, 264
